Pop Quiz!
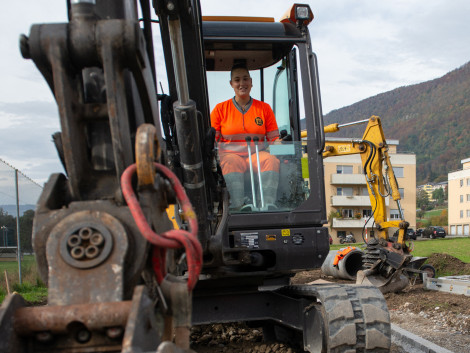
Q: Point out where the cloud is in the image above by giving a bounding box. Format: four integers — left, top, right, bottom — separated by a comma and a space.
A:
0, 101, 63, 183
1, 0, 470, 184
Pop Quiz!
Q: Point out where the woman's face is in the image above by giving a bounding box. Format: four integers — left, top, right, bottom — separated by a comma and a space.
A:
230, 68, 252, 99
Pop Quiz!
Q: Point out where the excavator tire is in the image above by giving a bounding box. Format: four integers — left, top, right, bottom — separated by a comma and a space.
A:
285, 284, 391, 352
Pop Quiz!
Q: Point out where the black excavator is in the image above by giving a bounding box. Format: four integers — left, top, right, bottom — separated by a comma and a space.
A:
0, 1, 408, 352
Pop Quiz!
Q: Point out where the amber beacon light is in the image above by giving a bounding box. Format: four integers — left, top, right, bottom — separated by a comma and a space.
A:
280, 4, 314, 26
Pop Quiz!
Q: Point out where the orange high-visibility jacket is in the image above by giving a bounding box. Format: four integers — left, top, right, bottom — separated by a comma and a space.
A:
211, 97, 279, 155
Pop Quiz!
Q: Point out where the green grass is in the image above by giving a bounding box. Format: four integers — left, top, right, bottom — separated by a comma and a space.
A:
332, 238, 470, 262
422, 208, 446, 218
0, 255, 47, 305
331, 237, 470, 277
409, 237, 470, 262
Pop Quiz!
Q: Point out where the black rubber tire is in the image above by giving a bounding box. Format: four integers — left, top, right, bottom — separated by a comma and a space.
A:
420, 264, 436, 281
352, 238, 357, 243
288, 284, 391, 352
430, 233, 435, 239
340, 238, 344, 244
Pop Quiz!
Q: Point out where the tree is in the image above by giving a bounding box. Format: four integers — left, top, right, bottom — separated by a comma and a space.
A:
19, 209, 35, 253
0, 208, 16, 247
417, 189, 430, 210
417, 209, 425, 219
432, 188, 445, 205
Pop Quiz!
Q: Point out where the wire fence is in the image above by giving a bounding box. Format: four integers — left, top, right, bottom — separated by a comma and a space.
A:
0, 158, 43, 283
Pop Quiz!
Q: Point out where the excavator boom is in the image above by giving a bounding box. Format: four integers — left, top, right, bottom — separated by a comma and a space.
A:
322, 116, 413, 292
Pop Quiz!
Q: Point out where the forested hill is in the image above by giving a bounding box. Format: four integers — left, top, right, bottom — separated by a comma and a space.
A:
323, 61, 470, 184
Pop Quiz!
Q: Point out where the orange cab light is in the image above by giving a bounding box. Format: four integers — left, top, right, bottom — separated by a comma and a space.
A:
202, 16, 275, 23
280, 4, 314, 26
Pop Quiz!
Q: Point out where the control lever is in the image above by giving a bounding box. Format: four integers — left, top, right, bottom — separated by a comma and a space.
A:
253, 137, 265, 210
245, 136, 257, 209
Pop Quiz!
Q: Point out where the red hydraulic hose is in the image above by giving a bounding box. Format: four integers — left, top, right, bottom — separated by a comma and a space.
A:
121, 163, 202, 291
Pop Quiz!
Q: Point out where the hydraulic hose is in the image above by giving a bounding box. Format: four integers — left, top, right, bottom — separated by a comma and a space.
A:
121, 163, 202, 291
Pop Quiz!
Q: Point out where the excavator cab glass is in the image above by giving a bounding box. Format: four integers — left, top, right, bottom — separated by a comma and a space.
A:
208, 57, 309, 213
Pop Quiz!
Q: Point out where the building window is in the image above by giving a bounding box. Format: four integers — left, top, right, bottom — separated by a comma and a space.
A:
467, 210, 470, 218
467, 178, 470, 186
461, 179, 464, 187
363, 209, 372, 218
399, 188, 404, 198
393, 167, 404, 178
390, 209, 401, 219
337, 165, 353, 174
342, 209, 354, 218
460, 210, 464, 218
361, 187, 369, 196
337, 231, 346, 238
337, 187, 353, 196
467, 194, 470, 202
461, 195, 464, 203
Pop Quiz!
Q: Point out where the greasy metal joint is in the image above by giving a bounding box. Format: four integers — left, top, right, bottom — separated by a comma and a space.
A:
63, 226, 107, 264
106, 326, 124, 339
35, 331, 53, 343
76, 329, 91, 343
324, 145, 334, 152
160, 277, 192, 350
399, 221, 409, 229
13, 301, 132, 335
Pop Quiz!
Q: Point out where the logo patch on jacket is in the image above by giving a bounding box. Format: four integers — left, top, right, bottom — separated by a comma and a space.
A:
254, 117, 263, 126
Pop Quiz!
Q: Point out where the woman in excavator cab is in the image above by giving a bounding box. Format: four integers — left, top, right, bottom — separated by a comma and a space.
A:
210, 63, 281, 211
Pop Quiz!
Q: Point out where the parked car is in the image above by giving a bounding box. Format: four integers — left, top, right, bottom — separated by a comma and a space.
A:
392, 228, 417, 240
422, 226, 446, 239
406, 228, 417, 240
416, 228, 424, 237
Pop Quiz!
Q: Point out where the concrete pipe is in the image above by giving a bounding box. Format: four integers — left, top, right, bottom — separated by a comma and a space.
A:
321, 247, 364, 280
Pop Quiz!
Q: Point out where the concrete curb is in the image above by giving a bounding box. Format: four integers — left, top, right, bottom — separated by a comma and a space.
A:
391, 323, 455, 353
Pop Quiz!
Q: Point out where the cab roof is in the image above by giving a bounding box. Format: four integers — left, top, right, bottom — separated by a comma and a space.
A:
202, 20, 305, 71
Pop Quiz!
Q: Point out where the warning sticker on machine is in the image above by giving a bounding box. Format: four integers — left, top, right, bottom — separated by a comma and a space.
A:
338, 145, 351, 153
281, 229, 291, 237
240, 232, 259, 248
266, 234, 276, 241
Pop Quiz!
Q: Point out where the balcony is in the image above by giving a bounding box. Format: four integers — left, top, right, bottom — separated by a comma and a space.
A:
331, 173, 366, 185
332, 217, 375, 229
331, 195, 389, 207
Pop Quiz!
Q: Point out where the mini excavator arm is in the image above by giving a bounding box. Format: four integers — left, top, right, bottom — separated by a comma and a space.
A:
319, 116, 413, 292
321, 116, 409, 246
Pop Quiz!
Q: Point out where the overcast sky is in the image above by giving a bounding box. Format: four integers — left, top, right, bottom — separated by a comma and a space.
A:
1, 0, 469, 185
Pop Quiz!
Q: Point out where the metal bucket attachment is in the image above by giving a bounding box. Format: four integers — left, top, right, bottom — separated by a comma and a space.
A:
356, 270, 409, 294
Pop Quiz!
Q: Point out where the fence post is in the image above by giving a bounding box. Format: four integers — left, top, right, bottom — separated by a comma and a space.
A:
15, 169, 22, 284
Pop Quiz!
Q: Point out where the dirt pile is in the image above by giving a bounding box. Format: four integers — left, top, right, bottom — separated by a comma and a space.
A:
426, 252, 470, 275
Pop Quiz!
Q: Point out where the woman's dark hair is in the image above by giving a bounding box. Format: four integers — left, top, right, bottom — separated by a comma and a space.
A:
230, 63, 250, 79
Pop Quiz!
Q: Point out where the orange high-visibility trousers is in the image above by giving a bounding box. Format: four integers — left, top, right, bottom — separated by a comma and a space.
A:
219, 151, 280, 175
